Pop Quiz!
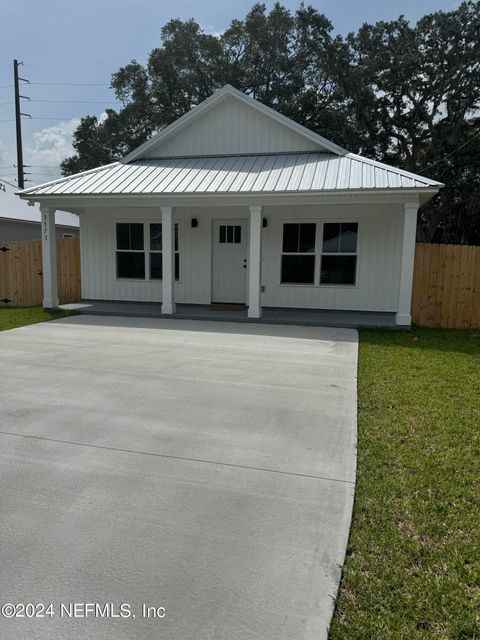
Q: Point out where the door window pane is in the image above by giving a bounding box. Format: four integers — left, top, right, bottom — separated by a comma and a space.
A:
116, 252, 145, 278
219, 224, 242, 244
281, 255, 315, 284
320, 255, 357, 284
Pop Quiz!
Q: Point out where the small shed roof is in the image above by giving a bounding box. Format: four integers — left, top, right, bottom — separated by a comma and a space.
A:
1, 177, 79, 226
19, 151, 442, 198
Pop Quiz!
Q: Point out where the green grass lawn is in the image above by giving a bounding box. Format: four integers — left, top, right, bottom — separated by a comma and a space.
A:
330, 328, 480, 640
0, 306, 74, 331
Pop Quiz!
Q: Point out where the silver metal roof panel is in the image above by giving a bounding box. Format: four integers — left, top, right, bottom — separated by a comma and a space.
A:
19, 152, 443, 198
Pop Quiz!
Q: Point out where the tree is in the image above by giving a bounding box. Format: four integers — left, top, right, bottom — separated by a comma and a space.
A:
62, 4, 352, 172
345, 2, 480, 242
61, 2, 480, 244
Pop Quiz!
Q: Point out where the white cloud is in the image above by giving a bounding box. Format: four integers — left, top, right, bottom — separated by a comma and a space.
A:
24, 118, 80, 184
200, 23, 224, 38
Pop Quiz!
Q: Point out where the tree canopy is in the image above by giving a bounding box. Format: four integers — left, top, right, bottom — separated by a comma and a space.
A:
61, 1, 480, 244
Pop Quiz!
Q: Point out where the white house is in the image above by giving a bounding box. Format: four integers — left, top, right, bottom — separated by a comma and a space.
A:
1, 177, 79, 241
18, 85, 443, 326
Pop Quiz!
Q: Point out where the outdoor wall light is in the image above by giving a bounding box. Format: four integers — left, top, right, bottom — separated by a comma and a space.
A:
262, 217, 268, 228
191, 218, 198, 228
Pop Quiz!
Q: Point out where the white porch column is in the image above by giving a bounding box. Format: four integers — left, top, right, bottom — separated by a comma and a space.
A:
161, 206, 176, 314
396, 201, 419, 326
247, 205, 262, 319
40, 205, 59, 309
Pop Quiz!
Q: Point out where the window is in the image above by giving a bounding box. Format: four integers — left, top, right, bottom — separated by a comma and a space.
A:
219, 225, 241, 244
149, 223, 180, 281
116, 223, 145, 279
281, 223, 316, 284
320, 223, 358, 285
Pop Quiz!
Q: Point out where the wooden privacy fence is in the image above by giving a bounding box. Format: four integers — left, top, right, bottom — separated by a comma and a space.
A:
0, 237, 81, 307
412, 243, 480, 328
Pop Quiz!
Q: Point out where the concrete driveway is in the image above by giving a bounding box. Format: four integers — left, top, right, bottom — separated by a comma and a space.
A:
0, 315, 357, 640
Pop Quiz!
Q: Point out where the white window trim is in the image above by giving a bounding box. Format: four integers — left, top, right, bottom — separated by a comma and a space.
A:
319, 221, 359, 288
115, 221, 146, 281
277, 219, 360, 289
113, 220, 182, 283
148, 222, 181, 282
279, 221, 317, 286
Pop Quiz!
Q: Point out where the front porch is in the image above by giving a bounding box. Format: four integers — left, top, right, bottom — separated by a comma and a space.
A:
61, 300, 398, 328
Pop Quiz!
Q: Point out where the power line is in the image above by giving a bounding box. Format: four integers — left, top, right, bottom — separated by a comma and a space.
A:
0, 116, 78, 123
0, 58, 144, 68
420, 129, 480, 171
23, 59, 129, 67
34, 99, 118, 104
31, 117, 82, 120
0, 165, 62, 169
1, 99, 119, 106
29, 82, 111, 87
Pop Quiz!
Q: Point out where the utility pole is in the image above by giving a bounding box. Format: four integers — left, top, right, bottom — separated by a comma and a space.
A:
13, 59, 30, 189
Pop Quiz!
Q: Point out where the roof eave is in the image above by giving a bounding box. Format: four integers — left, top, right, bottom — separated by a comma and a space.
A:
18, 186, 442, 205
16, 162, 121, 197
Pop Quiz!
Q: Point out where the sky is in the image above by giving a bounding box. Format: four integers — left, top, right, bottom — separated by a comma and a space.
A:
0, 0, 461, 186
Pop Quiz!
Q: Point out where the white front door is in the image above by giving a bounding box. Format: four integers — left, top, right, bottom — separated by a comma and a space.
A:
212, 220, 248, 303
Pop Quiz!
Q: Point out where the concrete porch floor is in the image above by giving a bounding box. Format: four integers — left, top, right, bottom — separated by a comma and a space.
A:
61, 300, 399, 328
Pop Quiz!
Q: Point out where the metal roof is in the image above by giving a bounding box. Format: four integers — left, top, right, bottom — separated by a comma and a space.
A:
19, 152, 442, 198
1, 177, 79, 226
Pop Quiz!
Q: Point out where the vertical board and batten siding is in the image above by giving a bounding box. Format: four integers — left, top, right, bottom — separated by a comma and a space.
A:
80, 203, 404, 312
81, 206, 226, 304
411, 243, 480, 328
144, 96, 321, 157
0, 237, 81, 306
260, 203, 403, 311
